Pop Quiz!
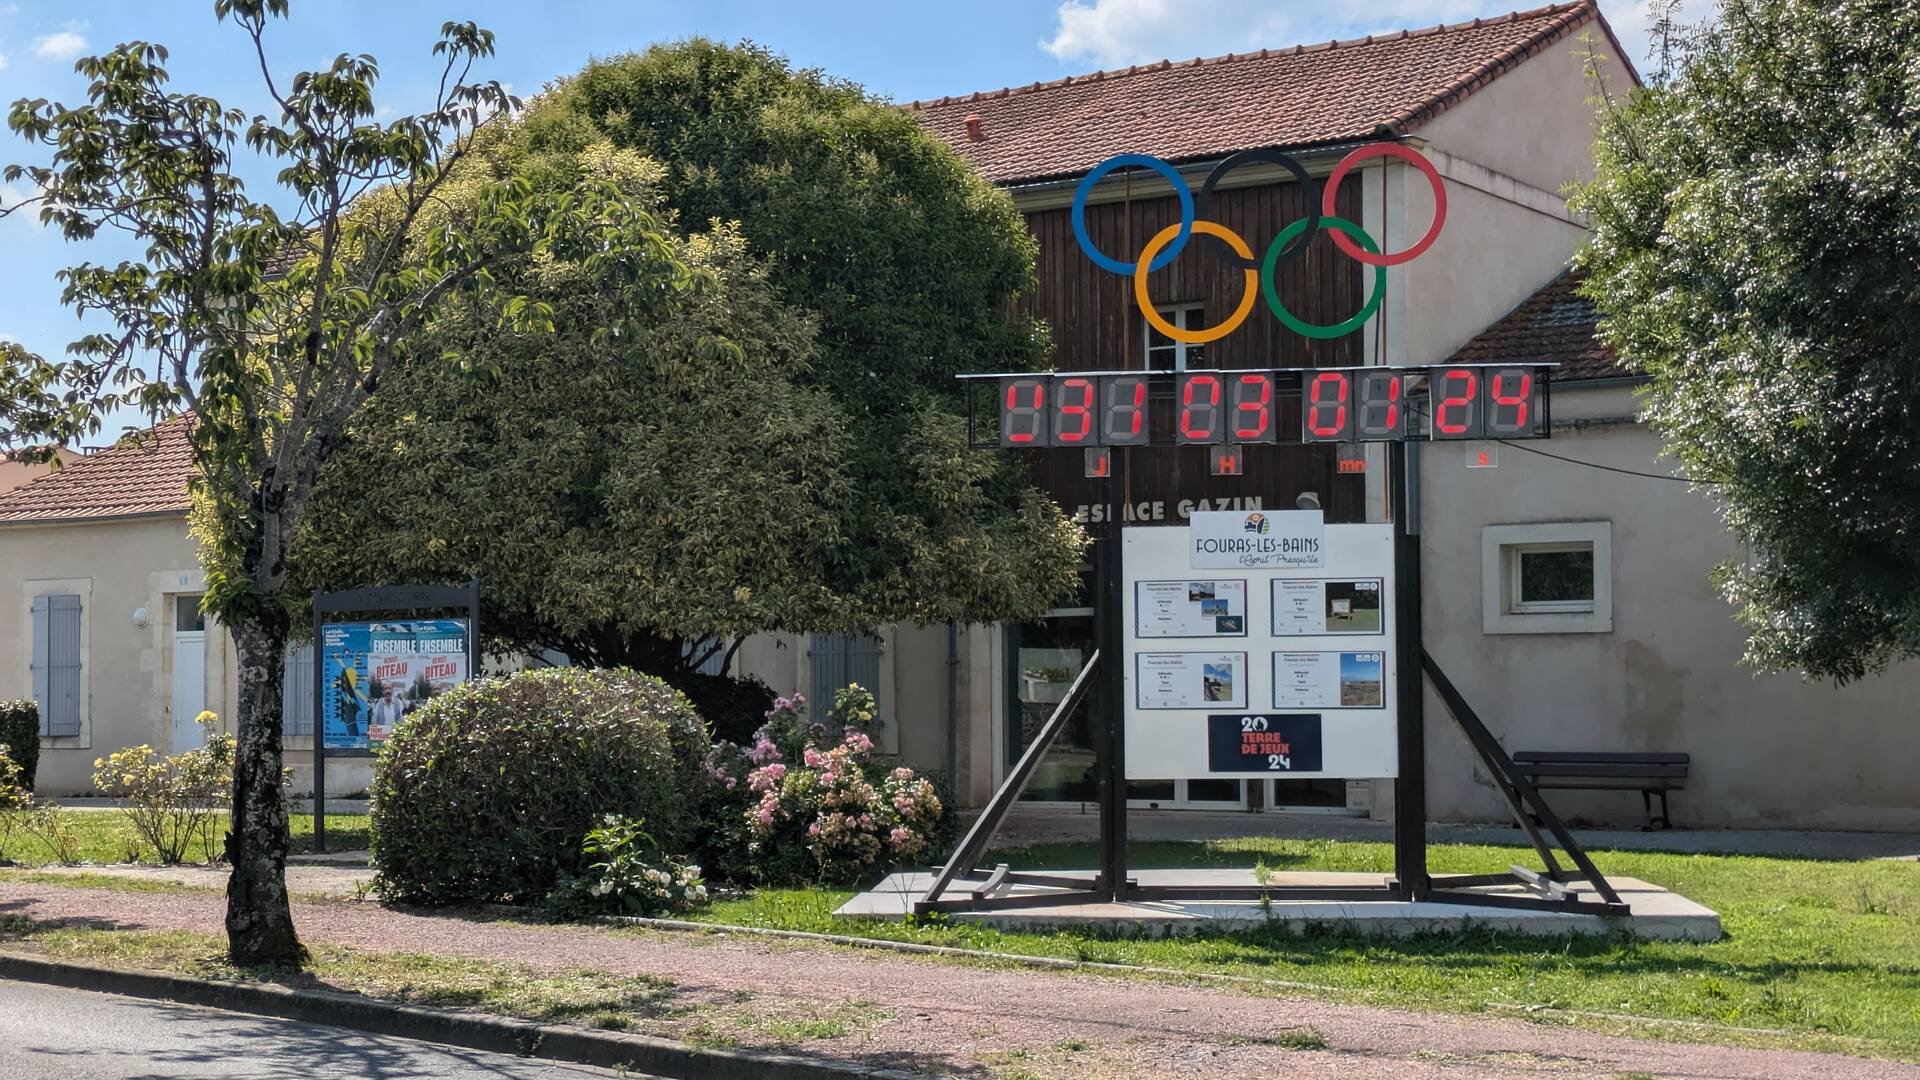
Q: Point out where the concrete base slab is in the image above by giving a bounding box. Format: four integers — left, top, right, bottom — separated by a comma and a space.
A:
837, 869, 1721, 942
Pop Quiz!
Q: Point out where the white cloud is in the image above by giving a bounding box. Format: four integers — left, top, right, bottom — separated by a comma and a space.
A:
1041, 0, 1486, 68
0, 52, 9, 72
1, 181, 46, 231
33, 27, 86, 61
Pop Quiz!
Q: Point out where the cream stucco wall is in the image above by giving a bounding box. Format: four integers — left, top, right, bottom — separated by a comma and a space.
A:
0, 514, 238, 795
1418, 385, 1920, 830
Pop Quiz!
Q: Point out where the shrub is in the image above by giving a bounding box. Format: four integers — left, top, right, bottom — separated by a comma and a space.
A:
0, 748, 31, 863
659, 670, 775, 746
90, 712, 234, 865
705, 685, 947, 886
545, 814, 708, 919
371, 667, 707, 906
0, 701, 38, 793
22, 804, 79, 864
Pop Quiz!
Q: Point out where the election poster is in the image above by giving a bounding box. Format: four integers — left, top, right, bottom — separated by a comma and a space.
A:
322, 619, 470, 749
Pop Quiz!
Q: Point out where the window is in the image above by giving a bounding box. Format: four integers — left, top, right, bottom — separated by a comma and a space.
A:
30, 594, 83, 738
1144, 304, 1206, 371
1510, 544, 1595, 613
175, 594, 206, 632
1481, 522, 1612, 634
283, 641, 316, 738
808, 633, 883, 727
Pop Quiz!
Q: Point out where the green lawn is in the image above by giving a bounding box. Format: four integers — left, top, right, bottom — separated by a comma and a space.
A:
697, 837, 1920, 1061
0, 810, 372, 866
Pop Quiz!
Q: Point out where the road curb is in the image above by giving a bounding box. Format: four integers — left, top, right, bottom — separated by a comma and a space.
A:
0, 948, 927, 1080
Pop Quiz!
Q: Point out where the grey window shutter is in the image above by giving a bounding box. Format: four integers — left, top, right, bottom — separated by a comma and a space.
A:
30, 597, 50, 736
681, 637, 729, 677
282, 642, 316, 738
807, 633, 882, 727
34, 595, 82, 738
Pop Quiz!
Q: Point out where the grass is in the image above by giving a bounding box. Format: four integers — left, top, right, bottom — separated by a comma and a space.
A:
0, 913, 885, 1054
693, 837, 1920, 1061
0, 810, 371, 867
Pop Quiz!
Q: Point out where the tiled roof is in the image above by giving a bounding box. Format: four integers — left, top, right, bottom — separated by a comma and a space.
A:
0, 418, 195, 524
910, 2, 1624, 185
1449, 268, 1628, 382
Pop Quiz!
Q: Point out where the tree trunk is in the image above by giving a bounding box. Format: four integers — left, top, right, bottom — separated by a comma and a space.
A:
224, 608, 305, 966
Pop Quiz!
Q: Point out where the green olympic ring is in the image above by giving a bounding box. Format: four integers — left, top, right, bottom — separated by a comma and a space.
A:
1261, 215, 1386, 340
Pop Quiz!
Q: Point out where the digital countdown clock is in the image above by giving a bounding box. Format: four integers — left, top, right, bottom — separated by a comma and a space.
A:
971, 365, 1550, 448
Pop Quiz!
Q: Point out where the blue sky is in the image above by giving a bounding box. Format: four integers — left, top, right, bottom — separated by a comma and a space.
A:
0, 0, 1693, 444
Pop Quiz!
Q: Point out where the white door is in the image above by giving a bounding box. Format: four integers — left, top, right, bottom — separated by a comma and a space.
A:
171, 595, 207, 753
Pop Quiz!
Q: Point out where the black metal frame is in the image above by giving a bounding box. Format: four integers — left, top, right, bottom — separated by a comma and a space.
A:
309, 578, 480, 852
916, 430, 1630, 918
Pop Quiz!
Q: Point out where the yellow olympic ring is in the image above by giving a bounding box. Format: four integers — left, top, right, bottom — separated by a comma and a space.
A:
1134, 220, 1258, 345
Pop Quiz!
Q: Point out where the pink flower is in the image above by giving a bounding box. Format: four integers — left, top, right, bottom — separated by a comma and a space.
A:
889, 826, 912, 848
747, 737, 781, 765
802, 747, 826, 768
843, 730, 874, 754
747, 762, 788, 793
890, 766, 913, 781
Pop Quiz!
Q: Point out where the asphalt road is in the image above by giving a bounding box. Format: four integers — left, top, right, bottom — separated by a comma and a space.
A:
0, 979, 641, 1079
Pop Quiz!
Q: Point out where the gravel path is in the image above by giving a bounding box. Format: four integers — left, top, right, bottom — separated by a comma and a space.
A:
0, 882, 1909, 1079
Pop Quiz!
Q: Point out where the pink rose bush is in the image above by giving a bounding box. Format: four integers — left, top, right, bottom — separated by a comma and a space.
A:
702, 684, 946, 884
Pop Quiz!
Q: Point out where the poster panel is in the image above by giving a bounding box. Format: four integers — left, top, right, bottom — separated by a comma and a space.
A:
1270, 650, 1387, 709
1270, 578, 1384, 635
1134, 579, 1247, 637
322, 618, 470, 750
1135, 652, 1247, 709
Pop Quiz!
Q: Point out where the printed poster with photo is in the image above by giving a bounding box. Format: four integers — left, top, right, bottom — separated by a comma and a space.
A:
1270, 650, 1386, 709
321, 619, 470, 749
1135, 579, 1248, 637
1135, 652, 1248, 710
1271, 578, 1384, 636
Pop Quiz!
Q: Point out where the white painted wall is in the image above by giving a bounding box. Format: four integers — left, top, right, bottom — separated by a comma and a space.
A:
1418, 384, 1920, 830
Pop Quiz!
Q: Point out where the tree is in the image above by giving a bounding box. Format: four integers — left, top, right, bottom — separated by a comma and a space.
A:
1571, 0, 1920, 682
295, 40, 1086, 679
293, 145, 860, 675
0, 2, 688, 963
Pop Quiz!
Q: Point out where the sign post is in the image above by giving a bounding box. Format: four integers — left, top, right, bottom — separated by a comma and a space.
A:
310, 579, 480, 852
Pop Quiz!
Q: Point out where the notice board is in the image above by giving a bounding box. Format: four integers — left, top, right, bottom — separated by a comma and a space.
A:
1122, 511, 1397, 780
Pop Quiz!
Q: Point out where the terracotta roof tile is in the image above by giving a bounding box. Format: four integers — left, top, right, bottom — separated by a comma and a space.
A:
0, 418, 195, 524
910, 2, 1623, 185
1449, 268, 1628, 382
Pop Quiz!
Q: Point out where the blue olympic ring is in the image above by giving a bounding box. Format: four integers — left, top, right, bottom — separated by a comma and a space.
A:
1070, 154, 1194, 275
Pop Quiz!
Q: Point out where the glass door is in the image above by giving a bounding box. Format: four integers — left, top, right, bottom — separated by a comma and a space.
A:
1006, 612, 1098, 804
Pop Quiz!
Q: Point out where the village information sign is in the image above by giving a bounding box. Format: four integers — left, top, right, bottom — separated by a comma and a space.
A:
321, 618, 471, 749
1123, 510, 1397, 780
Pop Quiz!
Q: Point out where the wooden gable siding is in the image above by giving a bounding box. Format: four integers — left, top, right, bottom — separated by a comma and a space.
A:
1015, 174, 1370, 527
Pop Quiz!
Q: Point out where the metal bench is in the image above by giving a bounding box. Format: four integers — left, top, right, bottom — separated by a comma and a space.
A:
1512, 751, 1689, 831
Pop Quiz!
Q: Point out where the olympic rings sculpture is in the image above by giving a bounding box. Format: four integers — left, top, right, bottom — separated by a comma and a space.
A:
1069, 142, 1447, 342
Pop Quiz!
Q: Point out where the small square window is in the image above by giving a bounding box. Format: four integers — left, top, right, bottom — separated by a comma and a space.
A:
1482, 522, 1612, 634
1510, 544, 1595, 613
1144, 304, 1205, 372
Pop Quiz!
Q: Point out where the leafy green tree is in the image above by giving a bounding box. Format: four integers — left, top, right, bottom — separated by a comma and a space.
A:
0, 2, 687, 963
297, 40, 1086, 677
1571, 0, 1920, 682
295, 145, 859, 673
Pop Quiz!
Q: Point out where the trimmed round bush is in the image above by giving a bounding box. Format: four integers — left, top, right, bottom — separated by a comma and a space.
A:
370, 667, 708, 905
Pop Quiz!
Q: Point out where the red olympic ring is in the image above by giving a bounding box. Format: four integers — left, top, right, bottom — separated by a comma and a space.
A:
1320, 143, 1447, 267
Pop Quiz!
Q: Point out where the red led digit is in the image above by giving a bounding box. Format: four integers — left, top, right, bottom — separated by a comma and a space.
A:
1230, 373, 1273, 442
1101, 376, 1148, 445
999, 377, 1048, 446
1304, 371, 1350, 440
1432, 368, 1478, 438
1053, 376, 1095, 443
1356, 370, 1402, 439
1177, 373, 1222, 444
1486, 368, 1533, 435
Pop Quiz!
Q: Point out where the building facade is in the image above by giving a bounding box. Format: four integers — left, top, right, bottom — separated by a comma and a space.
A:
6, 1, 1916, 830
740, 1, 1920, 831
